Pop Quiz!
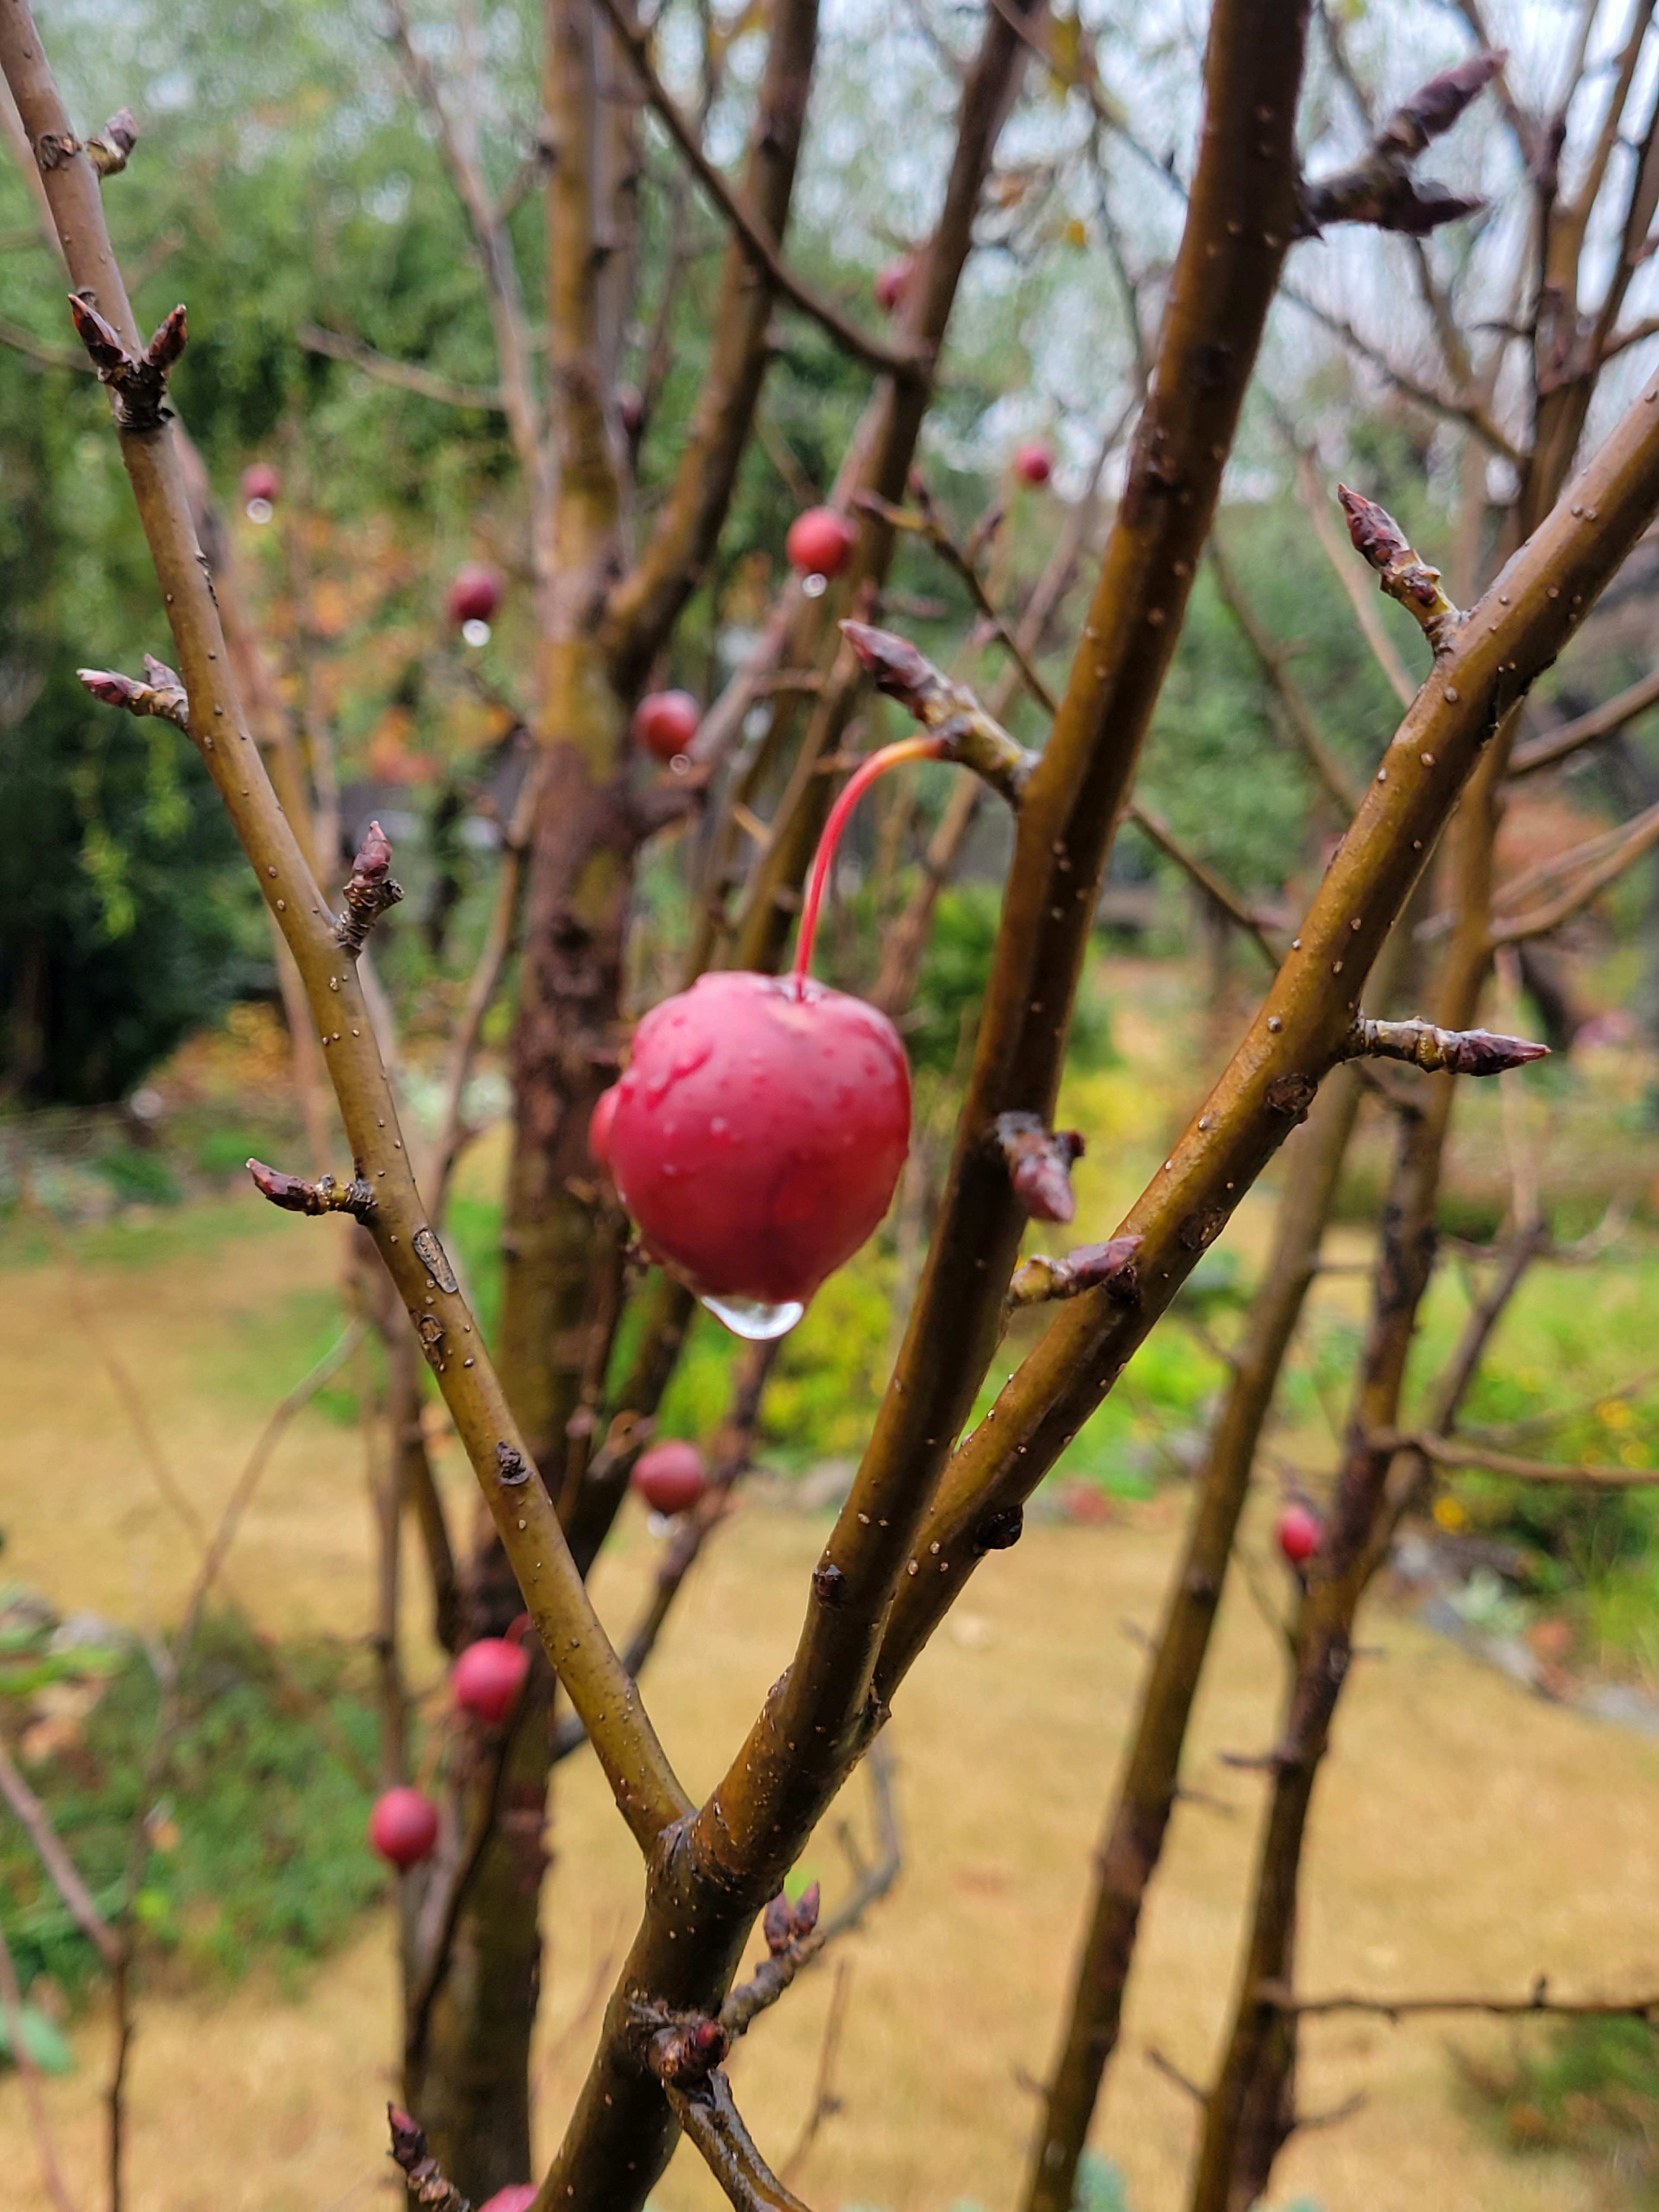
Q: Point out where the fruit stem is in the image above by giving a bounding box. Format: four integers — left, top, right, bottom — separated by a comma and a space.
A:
792, 734, 946, 988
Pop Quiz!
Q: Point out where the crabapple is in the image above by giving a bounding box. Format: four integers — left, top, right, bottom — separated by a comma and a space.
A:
633, 689, 701, 762
369, 1786, 439, 1871
447, 562, 502, 626
477, 2191, 538, 2212
240, 462, 280, 505
1275, 1502, 1322, 1567
632, 1439, 709, 1516
785, 505, 857, 580
874, 257, 913, 313
1013, 441, 1054, 486
451, 1637, 529, 1726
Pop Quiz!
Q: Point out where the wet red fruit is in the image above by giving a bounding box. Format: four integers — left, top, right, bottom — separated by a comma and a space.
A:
632, 1439, 708, 1516
874, 256, 913, 312
1013, 441, 1054, 486
447, 563, 502, 626
785, 506, 857, 579
369, 1786, 439, 1870
240, 462, 280, 505
589, 1081, 620, 1171
601, 970, 910, 1319
617, 382, 645, 435
451, 1637, 529, 1725
477, 2190, 537, 2212
1276, 1503, 1321, 1567
633, 689, 701, 762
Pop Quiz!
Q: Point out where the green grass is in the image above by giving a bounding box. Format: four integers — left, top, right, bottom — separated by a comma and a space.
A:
1459, 2017, 1659, 2205
0, 1611, 383, 2005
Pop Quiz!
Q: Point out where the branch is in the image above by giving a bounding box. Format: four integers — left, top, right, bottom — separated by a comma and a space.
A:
1300, 51, 1500, 237
1008, 1236, 1142, 1309
247, 1159, 377, 1221
0, 0, 688, 1853
1281, 286, 1522, 465
0, 1742, 120, 1966
1510, 665, 1659, 776
1128, 798, 1281, 963
1260, 1979, 1659, 2021
0, 1920, 78, 2212
589, 0, 923, 381
1341, 1015, 1548, 1075
1491, 795, 1659, 942
1208, 541, 1362, 814
297, 322, 502, 410
78, 654, 188, 729
0, 311, 88, 371
1379, 1430, 1659, 1487
665, 2070, 814, 2212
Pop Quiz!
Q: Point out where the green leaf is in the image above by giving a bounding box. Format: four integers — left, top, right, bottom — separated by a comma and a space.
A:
0, 2003, 76, 2076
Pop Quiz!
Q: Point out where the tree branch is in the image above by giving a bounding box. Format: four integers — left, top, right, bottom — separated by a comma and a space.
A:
0, 0, 688, 1852
1299, 51, 1500, 238
1261, 1978, 1659, 2020
589, 0, 923, 381
1510, 664, 1659, 776
298, 321, 503, 410
1378, 1430, 1659, 1486
1491, 793, 1659, 941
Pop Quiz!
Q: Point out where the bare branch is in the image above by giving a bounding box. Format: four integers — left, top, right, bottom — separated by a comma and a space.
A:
665, 2070, 814, 2212
0, 1742, 120, 1968
1492, 794, 1659, 942
298, 321, 502, 410
1511, 664, 1659, 776
0, 1920, 78, 2212
1261, 1978, 1659, 2020
590, 0, 924, 380
1379, 1430, 1659, 1486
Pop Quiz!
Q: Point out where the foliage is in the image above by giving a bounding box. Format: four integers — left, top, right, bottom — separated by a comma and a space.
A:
0, 1610, 381, 2000
1459, 2017, 1659, 2206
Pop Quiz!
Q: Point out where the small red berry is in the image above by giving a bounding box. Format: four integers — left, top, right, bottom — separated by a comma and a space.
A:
447, 563, 502, 626
785, 506, 857, 580
369, 1786, 439, 1871
451, 1637, 530, 1725
874, 256, 913, 313
477, 2190, 538, 2212
240, 462, 280, 505
604, 970, 910, 1319
617, 383, 645, 436
1276, 1503, 1321, 1567
632, 1440, 708, 1516
633, 689, 701, 762
1013, 441, 1054, 487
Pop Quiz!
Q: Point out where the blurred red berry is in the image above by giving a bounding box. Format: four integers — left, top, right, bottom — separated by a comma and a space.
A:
1013, 441, 1054, 487
240, 462, 280, 505
447, 563, 502, 626
477, 2189, 538, 2212
874, 257, 913, 313
632, 1440, 709, 1516
633, 689, 701, 762
785, 506, 857, 579
451, 1637, 530, 1725
369, 1786, 439, 1870
1276, 1502, 1321, 1567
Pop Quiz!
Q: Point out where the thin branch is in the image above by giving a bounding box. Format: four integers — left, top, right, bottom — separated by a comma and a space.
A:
665, 2070, 814, 2212
0, 1744, 121, 1968
1342, 1015, 1548, 1074
1129, 798, 1281, 963
1493, 794, 1659, 941
1281, 287, 1522, 465
1291, 445, 1417, 708
1510, 664, 1659, 775
589, 0, 923, 380
1379, 1429, 1659, 1486
1299, 51, 1501, 238
0, 311, 87, 371
1261, 1978, 1659, 2020
0, 0, 686, 1850
1209, 541, 1363, 813
0, 1919, 78, 2212
779, 1959, 852, 2185
298, 322, 502, 410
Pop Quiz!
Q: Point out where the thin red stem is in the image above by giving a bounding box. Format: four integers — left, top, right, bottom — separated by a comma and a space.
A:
791, 735, 945, 987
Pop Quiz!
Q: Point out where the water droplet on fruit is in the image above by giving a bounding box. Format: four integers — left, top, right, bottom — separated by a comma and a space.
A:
802, 572, 828, 598
461, 617, 492, 647
699, 1293, 805, 1340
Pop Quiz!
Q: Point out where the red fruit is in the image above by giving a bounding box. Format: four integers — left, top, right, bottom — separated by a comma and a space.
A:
604, 970, 910, 1319
369, 1786, 439, 1871
447, 562, 502, 626
874, 256, 913, 313
1276, 1503, 1322, 1567
478, 2191, 537, 2212
240, 462, 280, 505
632, 1439, 708, 1516
451, 1637, 530, 1725
785, 506, 857, 580
617, 383, 645, 435
1013, 441, 1054, 487
589, 1082, 620, 1171
633, 689, 701, 762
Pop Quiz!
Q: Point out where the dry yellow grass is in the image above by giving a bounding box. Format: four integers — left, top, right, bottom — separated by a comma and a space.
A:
1, 1200, 1656, 2211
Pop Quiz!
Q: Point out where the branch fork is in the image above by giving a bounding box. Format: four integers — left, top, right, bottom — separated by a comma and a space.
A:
1299, 53, 1501, 237
68, 292, 186, 432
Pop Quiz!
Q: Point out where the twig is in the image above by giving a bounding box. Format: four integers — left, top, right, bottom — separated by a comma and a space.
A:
0, 1918, 78, 2212
1491, 795, 1659, 942
0, 1743, 121, 1967
779, 1960, 853, 2185
1342, 1015, 1548, 1075
387, 2104, 471, 2211
589, 0, 923, 381
1377, 1430, 1659, 1487
664, 2069, 814, 2212
1510, 664, 1659, 775
1299, 52, 1501, 237
298, 322, 503, 410
1260, 1978, 1659, 2020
